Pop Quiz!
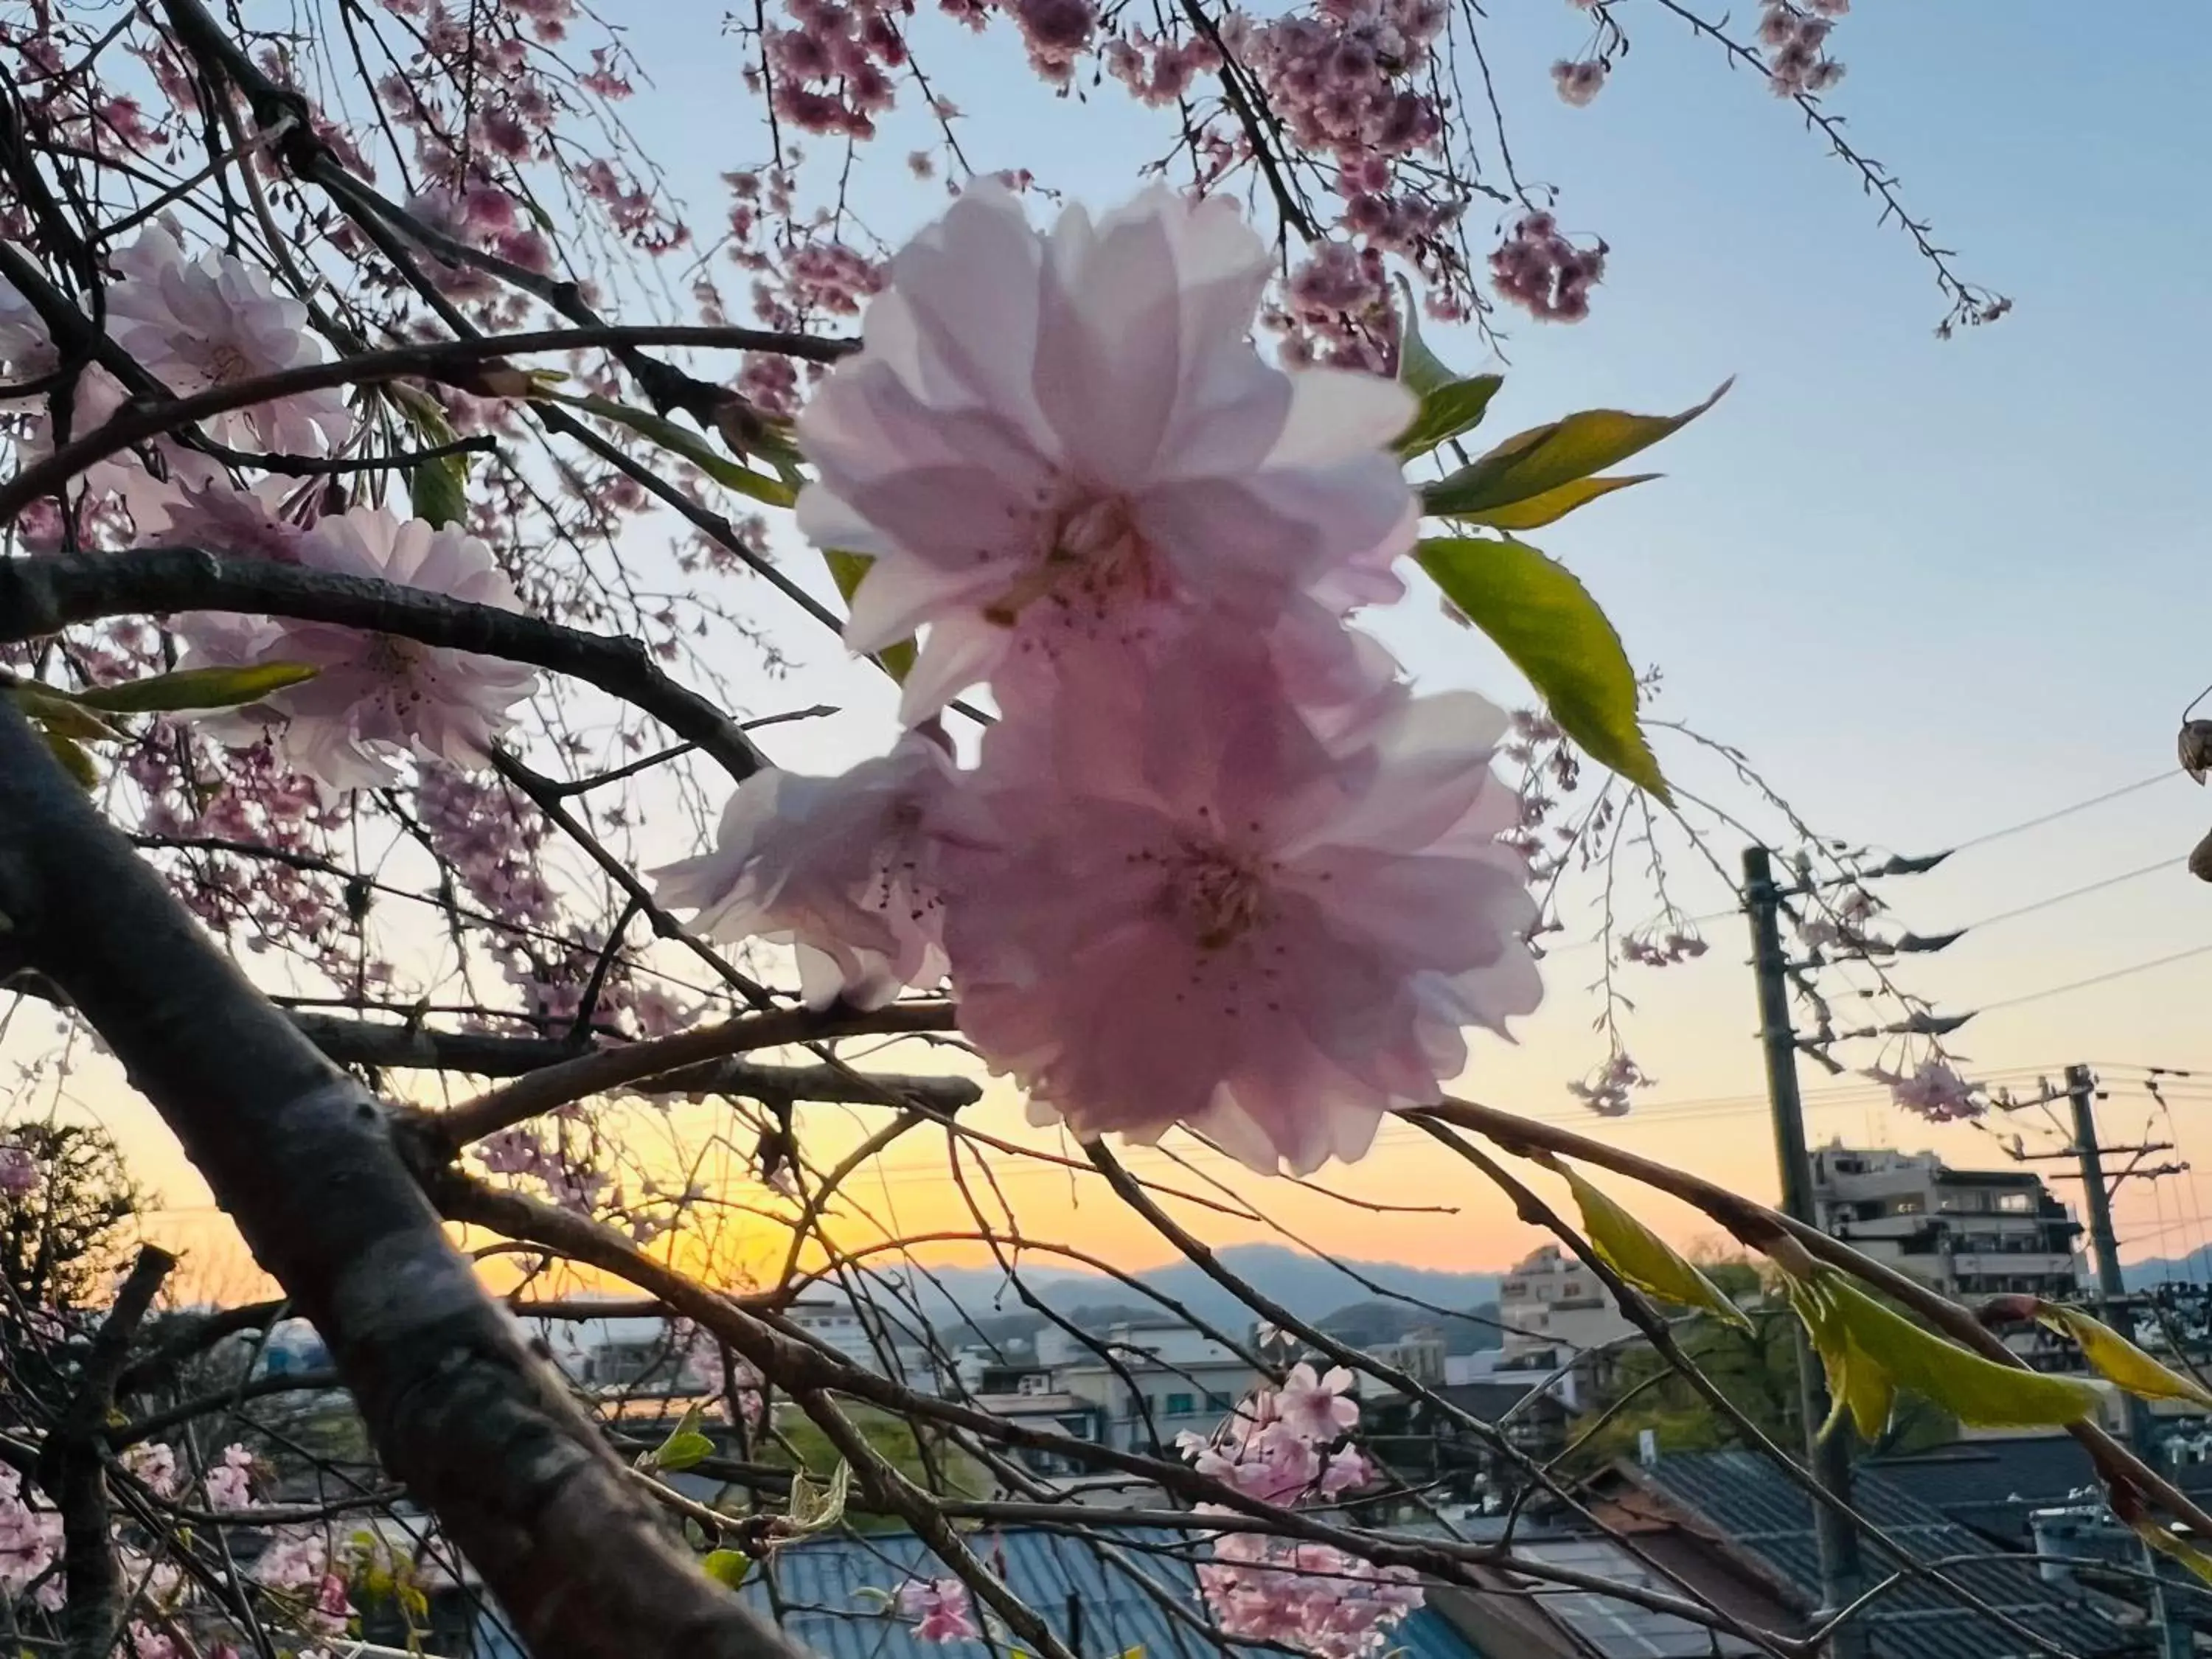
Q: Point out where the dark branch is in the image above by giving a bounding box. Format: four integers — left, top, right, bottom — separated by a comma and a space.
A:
0, 546, 765, 784
0, 700, 812, 1659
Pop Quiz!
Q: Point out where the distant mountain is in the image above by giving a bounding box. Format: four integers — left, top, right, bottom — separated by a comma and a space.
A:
2124, 1251, 2212, 1290
1315, 1297, 1503, 1355
894, 1244, 1500, 1343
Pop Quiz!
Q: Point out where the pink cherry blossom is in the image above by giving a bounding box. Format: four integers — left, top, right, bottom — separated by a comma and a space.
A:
179, 506, 540, 790
897, 1576, 980, 1642
119, 1441, 180, 1498
1551, 58, 1606, 105
1868, 1058, 1983, 1123
0, 1147, 40, 1197
0, 1467, 60, 1607
255, 1528, 333, 1591
1273, 1363, 1360, 1441
943, 629, 1540, 1175
106, 220, 352, 455
796, 184, 1416, 722
134, 477, 312, 562
653, 733, 970, 1009
205, 1442, 256, 1509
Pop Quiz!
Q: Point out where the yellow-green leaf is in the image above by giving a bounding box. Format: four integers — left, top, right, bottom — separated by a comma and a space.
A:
641, 1402, 714, 1473
6, 683, 125, 742
1787, 1273, 1895, 1441
74, 662, 319, 715
2037, 1302, 2212, 1409
701, 1548, 752, 1589
41, 728, 99, 790
2140, 1520, 2212, 1585
1445, 473, 1657, 532
1552, 1163, 1751, 1329
1791, 1270, 2107, 1432
824, 550, 916, 684
1416, 535, 1667, 799
409, 452, 470, 527
1395, 375, 1503, 462
1422, 382, 1729, 520
549, 389, 798, 509
788, 1460, 851, 1534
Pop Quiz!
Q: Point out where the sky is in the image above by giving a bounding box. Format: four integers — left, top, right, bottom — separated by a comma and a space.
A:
50, 0, 2212, 1298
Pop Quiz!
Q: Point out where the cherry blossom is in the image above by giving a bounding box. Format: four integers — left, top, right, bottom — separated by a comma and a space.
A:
0, 1466, 61, 1610
119, 1441, 181, 1498
1489, 212, 1607, 323
652, 733, 970, 1009
1552, 58, 1607, 105
179, 506, 540, 790
107, 220, 352, 455
945, 630, 1540, 1175
1273, 1363, 1360, 1441
205, 1443, 256, 1510
1868, 1058, 1984, 1123
0, 1146, 40, 1197
134, 477, 312, 562
897, 1576, 980, 1642
796, 184, 1416, 722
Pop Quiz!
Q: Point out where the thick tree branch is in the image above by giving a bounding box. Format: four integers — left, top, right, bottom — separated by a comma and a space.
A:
0, 700, 812, 1659
289, 1009, 981, 1108
42, 1246, 173, 1659
0, 546, 765, 784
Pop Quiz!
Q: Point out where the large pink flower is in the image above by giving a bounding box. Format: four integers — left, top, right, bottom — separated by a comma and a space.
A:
108, 220, 352, 455
796, 184, 1416, 721
943, 630, 1540, 1175
179, 506, 538, 790
896, 1577, 980, 1644
651, 734, 970, 1009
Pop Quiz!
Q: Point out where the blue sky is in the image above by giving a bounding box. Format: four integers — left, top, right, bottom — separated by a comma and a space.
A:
87, 1, 2212, 1277
582, 0, 2212, 1260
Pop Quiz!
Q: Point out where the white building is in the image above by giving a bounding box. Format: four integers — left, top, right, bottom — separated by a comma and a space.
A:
1809, 1142, 2084, 1302
1042, 1318, 1260, 1453
1497, 1243, 1640, 1359
783, 1293, 945, 1391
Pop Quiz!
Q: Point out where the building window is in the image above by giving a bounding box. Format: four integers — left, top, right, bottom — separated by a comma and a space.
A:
1999, 1192, 2033, 1213
1206, 1393, 1234, 1412
1891, 1197, 1924, 1215
1166, 1392, 1196, 1416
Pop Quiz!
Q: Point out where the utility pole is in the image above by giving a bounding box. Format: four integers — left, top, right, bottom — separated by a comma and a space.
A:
2066, 1065, 2193, 1659
1743, 846, 1867, 1659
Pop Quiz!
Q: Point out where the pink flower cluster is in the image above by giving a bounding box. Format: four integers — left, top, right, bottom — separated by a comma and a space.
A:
1569, 1050, 1653, 1117
256, 1530, 356, 1638
0, 1467, 63, 1610
1178, 1366, 1416, 1659
896, 1576, 981, 1643
178, 504, 540, 791
205, 1443, 257, 1511
655, 187, 1543, 1176
0, 1146, 40, 1198
1489, 212, 1607, 323
1759, 1, 1847, 97
1868, 1058, 1984, 1123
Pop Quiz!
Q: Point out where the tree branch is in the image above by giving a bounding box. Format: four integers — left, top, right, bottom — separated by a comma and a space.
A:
0, 546, 766, 785
0, 699, 813, 1659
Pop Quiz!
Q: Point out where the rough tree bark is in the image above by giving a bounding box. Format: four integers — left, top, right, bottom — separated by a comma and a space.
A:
0, 700, 811, 1659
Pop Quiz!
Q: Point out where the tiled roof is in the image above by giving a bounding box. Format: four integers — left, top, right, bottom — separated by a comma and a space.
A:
1868, 1439, 2212, 1544
1634, 1450, 2138, 1659
738, 1526, 1484, 1659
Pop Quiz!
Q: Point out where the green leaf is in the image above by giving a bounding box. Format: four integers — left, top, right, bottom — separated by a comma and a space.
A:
1392, 274, 1458, 397
1394, 375, 1504, 462
409, 452, 470, 528
2036, 1302, 2212, 1410
1787, 1273, 1895, 1441
824, 550, 917, 684
1788, 1270, 2107, 1434
1551, 1162, 1750, 1329
5, 683, 125, 742
1446, 473, 1657, 532
787, 1459, 850, 1534
1416, 535, 1667, 799
1422, 382, 1729, 520
41, 728, 99, 790
641, 1402, 715, 1473
73, 663, 320, 715
701, 1549, 752, 1590
549, 390, 798, 509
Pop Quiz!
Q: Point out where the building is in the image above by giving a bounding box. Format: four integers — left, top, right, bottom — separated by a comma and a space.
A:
782, 1293, 945, 1391
962, 1362, 1108, 1481
1497, 1243, 1641, 1361
1038, 1318, 1260, 1453
1809, 1143, 2084, 1302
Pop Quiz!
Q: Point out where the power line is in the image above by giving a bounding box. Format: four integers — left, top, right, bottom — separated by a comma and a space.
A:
1951, 770, 2180, 853
1946, 856, 2183, 933
1979, 943, 2212, 1015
